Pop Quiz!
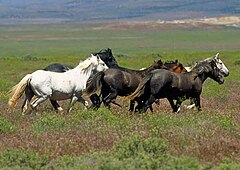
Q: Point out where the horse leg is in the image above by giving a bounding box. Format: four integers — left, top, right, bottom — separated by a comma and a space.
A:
67, 96, 78, 113
149, 104, 154, 112
89, 93, 101, 109
175, 99, 183, 113
21, 86, 34, 115
30, 96, 48, 114
103, 92, 118, 108
77, 96, 89, 110
167, 98, 178, 112
143, 95, 156, 112
135, 100, 145, 112
149, 99, 160, 112
129, 100, 135, 112
186, 98, 196, 109
50, 99, 63, 112
193, 96, 202, 111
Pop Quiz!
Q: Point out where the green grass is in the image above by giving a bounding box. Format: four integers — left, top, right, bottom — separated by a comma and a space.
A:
0, 24, 239, 169
0, 24, 239, 59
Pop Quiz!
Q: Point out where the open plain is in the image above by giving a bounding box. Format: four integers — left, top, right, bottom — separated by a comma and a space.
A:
0, 22, 240, 169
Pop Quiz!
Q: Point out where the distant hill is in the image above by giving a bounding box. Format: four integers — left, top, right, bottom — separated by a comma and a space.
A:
0, 0, 239, 25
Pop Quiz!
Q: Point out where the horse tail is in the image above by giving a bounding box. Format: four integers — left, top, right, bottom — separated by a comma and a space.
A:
129, 73, 153, 100
8, 74, 32, 107
83, 71, 105, 97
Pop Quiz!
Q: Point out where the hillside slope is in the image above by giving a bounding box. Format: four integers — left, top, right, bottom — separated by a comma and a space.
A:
0, 0, 239, 25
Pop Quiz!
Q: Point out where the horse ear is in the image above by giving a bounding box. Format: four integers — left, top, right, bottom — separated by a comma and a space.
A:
93, 54, 99, 59
214, 53, 219, 60
157, 59, 163, 65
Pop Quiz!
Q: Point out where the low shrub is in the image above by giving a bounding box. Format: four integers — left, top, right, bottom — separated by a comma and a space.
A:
213, 158, 240, 170
113, 135, 168, 159
0, 149, 49, 170
31, 114, 68, 133
0, 118, 17, 133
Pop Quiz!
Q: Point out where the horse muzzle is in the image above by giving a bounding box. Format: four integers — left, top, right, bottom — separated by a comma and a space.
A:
217, 77, 224, 84
220, 70, 229, 77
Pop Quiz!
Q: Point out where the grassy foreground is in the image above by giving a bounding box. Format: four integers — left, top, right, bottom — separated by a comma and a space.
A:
0, 24, 240, 169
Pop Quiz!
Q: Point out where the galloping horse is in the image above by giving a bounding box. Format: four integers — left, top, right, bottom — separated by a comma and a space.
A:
8, 55, 108, 114
184, 53, 229, 110
83, 60, 187, 111
43, 48, 118, 111
129, 56, 229, 113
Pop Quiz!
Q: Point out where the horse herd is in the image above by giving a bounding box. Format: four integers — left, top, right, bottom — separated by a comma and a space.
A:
8, 48, 229, 115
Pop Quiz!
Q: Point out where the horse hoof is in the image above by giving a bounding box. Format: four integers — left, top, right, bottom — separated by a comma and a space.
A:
186, 104, 195, 109
177, 107, 181, 113
57, 107, 63, 111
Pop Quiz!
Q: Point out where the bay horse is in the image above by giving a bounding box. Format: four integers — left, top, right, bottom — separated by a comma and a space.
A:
129, 57, 228, 113
43, 48, 118, 111
8, 54, 108, 114
83, 60, 187, 111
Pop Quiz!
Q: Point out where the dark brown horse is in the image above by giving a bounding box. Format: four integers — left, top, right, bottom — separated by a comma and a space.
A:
83, 60, 187, 111
129, 59, 226, 113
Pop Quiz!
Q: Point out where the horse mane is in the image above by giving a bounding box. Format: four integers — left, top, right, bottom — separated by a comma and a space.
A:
187, 55, 216, 70
164, 60, 178, 64
75, 56, 97, 71
92, 48, 112, 56
191, 60, 213, 74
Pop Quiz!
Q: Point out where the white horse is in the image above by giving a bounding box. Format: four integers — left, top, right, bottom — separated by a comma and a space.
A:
8, 54, 108, 114
183, 53, 229, 111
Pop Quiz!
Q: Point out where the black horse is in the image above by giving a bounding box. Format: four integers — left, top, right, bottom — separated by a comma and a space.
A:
129, 59, 225, 112
83, 60, 187, 111
43, 48, 118, 111
44, 48, 118, 72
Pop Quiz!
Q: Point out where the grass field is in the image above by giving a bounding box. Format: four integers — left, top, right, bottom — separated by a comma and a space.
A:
0, 23, 240, 169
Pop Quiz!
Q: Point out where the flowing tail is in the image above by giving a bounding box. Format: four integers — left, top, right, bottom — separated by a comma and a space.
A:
129, 73, 153, 100
8, 74, 32, 107
83, 71, 105, 97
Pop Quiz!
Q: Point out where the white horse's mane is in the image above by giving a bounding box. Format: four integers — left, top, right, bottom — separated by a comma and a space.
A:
74, 55, 98, 70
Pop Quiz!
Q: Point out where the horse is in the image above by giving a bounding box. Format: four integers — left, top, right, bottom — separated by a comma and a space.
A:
43, 48, 118, 111
83, 60, 187, 111
129, 57, 228, 113
44, 48, 118, 72
183, 53, 229, 110
163, 60, 187, 73
8, 54, 108, 114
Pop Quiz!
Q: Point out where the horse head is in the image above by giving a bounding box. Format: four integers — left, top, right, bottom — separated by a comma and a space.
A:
164, 60, 187, 73
209, 59, 225, 84
190, 60, 224, 84
213, 53, 229, 77
92, 48, 118, 68
90, 54, 109, 72
153, 59, 164, 69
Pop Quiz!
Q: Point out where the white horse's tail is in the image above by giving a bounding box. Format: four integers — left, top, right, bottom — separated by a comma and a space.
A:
8, 74, 32, 107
